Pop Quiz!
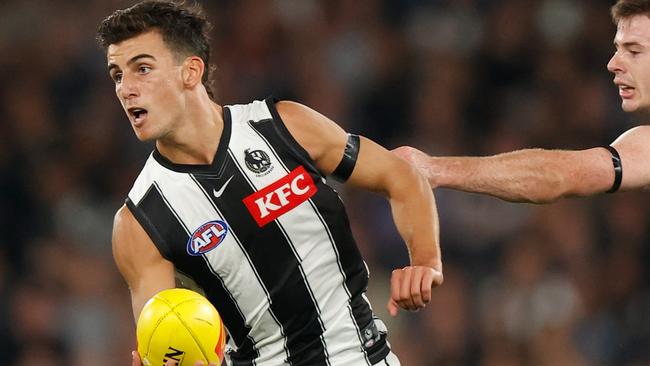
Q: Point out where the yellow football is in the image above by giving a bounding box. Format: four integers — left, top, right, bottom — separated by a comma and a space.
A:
137, 288, 226, 366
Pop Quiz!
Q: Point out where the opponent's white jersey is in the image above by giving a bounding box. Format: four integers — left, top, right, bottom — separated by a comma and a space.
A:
126, 98, 394, 366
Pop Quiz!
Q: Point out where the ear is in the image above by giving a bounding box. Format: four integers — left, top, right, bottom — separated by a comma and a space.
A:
181, 56, 205, 89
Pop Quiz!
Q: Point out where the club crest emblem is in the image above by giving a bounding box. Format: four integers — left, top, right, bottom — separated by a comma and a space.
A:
244, 149, 273, 176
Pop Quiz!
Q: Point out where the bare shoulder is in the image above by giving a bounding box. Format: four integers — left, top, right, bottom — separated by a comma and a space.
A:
275, 100, 347, 174
113, 204, 133, 229
275, 101, 345, 143
113, 205, 143, 262
112, 205, 166, 279
275, 100, 332, 126
113, 204, 146, 244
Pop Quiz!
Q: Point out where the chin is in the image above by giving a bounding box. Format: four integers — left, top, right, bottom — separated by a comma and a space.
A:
132, 127, 158, 142
134, 134, 152, 142
621, 101, 640, 113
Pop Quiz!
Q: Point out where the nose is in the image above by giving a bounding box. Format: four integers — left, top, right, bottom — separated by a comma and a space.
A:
607, 52, 624, 74
118, 73, 139, 100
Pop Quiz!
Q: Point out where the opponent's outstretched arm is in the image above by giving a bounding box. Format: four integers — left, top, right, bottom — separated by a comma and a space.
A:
394, 126, 650, 203
277, 101, 443, 316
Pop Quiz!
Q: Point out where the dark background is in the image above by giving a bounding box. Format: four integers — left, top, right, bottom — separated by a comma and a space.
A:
0, 0, 648, 365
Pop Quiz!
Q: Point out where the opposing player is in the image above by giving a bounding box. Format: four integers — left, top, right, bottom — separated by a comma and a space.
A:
96, 1, 443, 365
395, 0, 650, 204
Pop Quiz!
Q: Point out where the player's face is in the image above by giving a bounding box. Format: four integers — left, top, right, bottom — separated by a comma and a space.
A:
608, 14, 650, 113
107, 31, 185, 141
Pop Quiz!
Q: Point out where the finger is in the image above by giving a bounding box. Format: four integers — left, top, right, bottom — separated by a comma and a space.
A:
410, 267, 425, 309
432, 269, 444, 287
132, 351, 140, 366
386, 297, 399, 317
194, 362, 205, 366
390, 269, 403, 304
166, 360, 178, 366
398, 267, 415, 311
420, 267, 434, 305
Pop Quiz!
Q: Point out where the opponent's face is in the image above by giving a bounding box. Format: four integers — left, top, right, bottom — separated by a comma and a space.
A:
608, 14, 650, 113
107, 31, 185, 141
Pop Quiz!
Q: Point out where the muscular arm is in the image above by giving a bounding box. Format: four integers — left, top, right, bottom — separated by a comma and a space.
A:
114, 209, 217, 366
112, 205, 176, 322
394, 126, 650, 203
276, 101, 442, 315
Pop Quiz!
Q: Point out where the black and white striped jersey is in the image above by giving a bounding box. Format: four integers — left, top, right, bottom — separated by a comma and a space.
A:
126, 98, 395, 366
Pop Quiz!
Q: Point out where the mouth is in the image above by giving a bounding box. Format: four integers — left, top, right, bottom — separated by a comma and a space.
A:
618, 84, 635, 99
614, 78, 636, 99
127, 107, 149, 126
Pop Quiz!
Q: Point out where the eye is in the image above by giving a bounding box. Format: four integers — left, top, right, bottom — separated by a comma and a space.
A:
138, 65, 152, 74
112, 72, 123, 84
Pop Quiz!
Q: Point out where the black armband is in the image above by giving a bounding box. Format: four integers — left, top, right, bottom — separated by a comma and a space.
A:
605, 145, 622, 193
331, 134, 360, 182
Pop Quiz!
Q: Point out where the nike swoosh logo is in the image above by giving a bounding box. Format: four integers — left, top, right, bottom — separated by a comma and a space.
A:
213, 175, 234, 198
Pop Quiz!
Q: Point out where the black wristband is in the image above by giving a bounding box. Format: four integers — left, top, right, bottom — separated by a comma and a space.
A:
605, 145, 622, 193
331, 134, 360, 182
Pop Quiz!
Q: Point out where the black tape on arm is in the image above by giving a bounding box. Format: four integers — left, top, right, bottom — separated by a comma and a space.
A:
605, 145, 622, 193
331, 134, 360, 182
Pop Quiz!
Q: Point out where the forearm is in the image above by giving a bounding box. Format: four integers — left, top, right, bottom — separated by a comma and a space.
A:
427, 148, 613, 203
389, 168, 441, 269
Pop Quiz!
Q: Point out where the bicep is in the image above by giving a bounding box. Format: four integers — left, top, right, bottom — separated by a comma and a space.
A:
611, 126, 650, 191
345, 136, 421, 195
276, 101, 414, 193
275, 101, 349, 175
112, 205, 176, 322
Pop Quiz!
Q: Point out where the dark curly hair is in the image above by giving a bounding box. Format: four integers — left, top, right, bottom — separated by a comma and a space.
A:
97, 1, 215, 99
611, 0, 650, 24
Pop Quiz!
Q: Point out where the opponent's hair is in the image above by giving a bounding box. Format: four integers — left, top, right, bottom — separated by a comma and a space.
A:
611, 0, 650, 24
97, 1, 215, 99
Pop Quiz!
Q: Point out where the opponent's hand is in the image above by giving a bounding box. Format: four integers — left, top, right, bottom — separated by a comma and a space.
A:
132, 350, 219, 366
386, 265, 443, 317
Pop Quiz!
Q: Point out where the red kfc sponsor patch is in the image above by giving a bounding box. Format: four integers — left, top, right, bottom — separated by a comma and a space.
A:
243, 166, 317, 227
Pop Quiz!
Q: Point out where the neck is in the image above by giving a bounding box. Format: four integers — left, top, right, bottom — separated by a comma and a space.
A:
156, 90, 224, 165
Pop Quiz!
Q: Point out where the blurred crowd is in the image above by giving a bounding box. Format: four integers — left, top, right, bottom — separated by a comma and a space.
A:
1, 0, 649, 365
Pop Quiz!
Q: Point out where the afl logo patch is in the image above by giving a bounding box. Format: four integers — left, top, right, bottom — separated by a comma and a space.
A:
187, 220, 228, 256
244, 149, 273, 175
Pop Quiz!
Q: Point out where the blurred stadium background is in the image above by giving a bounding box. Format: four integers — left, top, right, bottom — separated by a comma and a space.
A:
1, 0, 649, 365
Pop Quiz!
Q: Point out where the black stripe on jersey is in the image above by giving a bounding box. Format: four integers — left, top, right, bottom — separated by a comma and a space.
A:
249, 112, 388, 362
126, 185, 174, 261
126, 183, 257, 362
192, 151, 329, 366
